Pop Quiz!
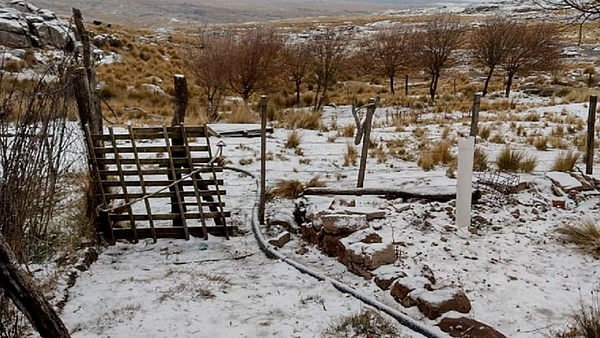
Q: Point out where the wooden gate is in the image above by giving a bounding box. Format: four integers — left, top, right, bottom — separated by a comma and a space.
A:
85, 125, 232, 244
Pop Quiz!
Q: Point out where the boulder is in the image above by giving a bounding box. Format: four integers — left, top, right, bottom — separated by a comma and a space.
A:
390, 277, 431, 307
372, 266, 407, 290
268, 231, 291, 248
437, 317, 506, 338
317, 213, 368, 235
33, 21, 72, 49
299, 223, 319, 245
0, 16, 29, 48
411, 289, 471, 320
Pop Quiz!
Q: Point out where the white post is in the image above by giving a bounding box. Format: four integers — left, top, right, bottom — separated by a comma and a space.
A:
456, 137, 475, 228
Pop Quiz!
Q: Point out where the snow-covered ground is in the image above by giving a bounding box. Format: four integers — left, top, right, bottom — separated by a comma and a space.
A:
60, 93, 600, 337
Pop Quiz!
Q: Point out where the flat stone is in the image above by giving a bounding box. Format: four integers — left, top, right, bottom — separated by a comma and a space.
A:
437, 317, 507, 338
317, 213, 368, 235
340, 207, 386, 221
390, 277, 432, 307
546, 171, 583, 192
372, 266, 407, 290
411, 289, 471, 320
268, 231, 291, 248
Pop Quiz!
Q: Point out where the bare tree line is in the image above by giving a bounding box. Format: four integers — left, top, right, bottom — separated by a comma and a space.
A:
183, 15, 563, 117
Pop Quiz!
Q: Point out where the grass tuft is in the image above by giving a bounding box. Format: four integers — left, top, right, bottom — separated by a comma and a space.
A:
322, 309, 399, 338
271, 177, 326, 199
344, 143, 358, 167
557, 219, 600, 255
552, 150, 581, 172
285, 130, 302, 149
496, 147, 537, 173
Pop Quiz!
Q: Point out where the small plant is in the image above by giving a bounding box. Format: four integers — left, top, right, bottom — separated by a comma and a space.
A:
418, 140, 455, 171
271, 177, 326, 199
478, 124, 492, 140
557, 219, 600, 255
550, 136, 568, 149
496, 147, 537, 172
285, 130, 302, 149
473, 147, 489, 171
533, 136, 549, 151
552, 150, 581, 172
441, 126, 452, 139
344, 143, 358, 166
524, 112, 540, 121
339, 124, 356, 137
490, 134, 505, 144
569, 289, 600, 337
322, 309, 399, 338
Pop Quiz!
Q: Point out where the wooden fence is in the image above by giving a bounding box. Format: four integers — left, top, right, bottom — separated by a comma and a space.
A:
86, 124, 232, 244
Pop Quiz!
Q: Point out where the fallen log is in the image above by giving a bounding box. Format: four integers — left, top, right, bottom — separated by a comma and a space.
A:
0, 234, 70, 338
302, 187, 481, 203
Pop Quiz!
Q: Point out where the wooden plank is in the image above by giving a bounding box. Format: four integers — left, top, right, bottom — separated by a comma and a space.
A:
94, 145, 209, 154
108, 211, 231, 221
109, 127, 138, 243
85, 125, 114, 244
163, 125, 189, 239
98, 167, 221, 176
203, 124, 229, 239
101, 179, 223, 187
129, 125, 156, 243
181, 125, 209, 240
103, 190, 226, 200
96, 157, 210, 166
90, 126, 206, 141
112, 226, 236, 240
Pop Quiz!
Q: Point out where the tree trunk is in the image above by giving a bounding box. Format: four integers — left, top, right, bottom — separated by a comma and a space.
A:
505, 71, 514, 98
0, 234, 70, 338
429, 73, 440, 101
295, 80, 301, 106
389, 74, 395, 95
482, 66, 494, 97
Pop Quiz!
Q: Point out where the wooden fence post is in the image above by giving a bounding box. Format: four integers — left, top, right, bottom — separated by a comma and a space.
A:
405, 75, 409, 96
357, 97, 379, 188
259, 95, 267, 225
170, 75, 188, 227
0, 234, 70, 338
586, 95, 597, 175
469, 93, 481, 138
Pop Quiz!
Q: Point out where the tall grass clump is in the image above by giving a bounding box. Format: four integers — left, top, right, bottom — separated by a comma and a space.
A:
557, 219, 600, 255
344, 143, 358, 166
281, 109, 321, 130
418, 140, 455, 171
322, 310, 399, 338
271, 176, 326, 199
496, 147, 537, 172
285, 130, 302, 149
552, 150, 581, 172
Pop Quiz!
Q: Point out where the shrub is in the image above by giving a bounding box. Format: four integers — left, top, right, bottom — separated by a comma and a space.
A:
285, 130, 302, 149
271, 177, 326, 199
478, 124, 492, 140
343, 143, 358, 166
496, 147, 537, 172
557, 219, 600, 255
533, 136, 549, 151
552, 150, 581, 172
322, 310, 399, 338
282, 109, 321, 130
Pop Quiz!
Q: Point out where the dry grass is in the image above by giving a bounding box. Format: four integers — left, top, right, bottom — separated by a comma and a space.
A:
271, 177, 326, 199
418, 140, 455, 171
474, 147, 490, 172
496, 147, 537, 173
533, 136, 549, 151
281, 109, 322, 130
339, 124, 356, 138
285, 130, 302, 149
557, 219, 600, 255
343, 143, 358, 166
322, 309, 399, 338
478, 124, 492, 140
552, 150, 581, 172
223, 105, 260, 123
569, 290, 600, 338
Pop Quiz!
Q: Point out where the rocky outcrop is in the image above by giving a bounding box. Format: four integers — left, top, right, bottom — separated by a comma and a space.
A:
0, 1, 74, 49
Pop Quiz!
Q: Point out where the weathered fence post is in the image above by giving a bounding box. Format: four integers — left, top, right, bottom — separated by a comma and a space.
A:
73, 67, 98, 134
405, 75, 409, 96
357, 97, 379, 188
259, 95, 267, 225
586, 95, 597, 175
469, 93, 481, 138
0, 234, 71, 338
170, 75, 188, 227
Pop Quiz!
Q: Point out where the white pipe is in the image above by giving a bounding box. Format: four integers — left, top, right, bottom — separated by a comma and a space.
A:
223, 166, 447, 338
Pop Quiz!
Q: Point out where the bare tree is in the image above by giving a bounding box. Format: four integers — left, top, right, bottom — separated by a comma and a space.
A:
309, 28, 350, 111
359, 26, 411, 95
531, 0, 598, 45
500, 22, 562, 97
471, 17, 517, 96
413, 15, 464, 101
282, 41, 312, 106
184, 30, 233, 121
228, 27, 284, 103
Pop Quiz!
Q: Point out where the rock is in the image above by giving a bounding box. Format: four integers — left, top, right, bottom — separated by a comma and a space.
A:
33, 21, 72, 49
546, 171, 584, 192
552, 199, 566, 209
390, 277, 432, 307
319, 234, 346, 257
300, 224, 319, 245
421, 264, 436, 285
373, 266, 407, 290
0, 16, 29, 48
341, 242, 396, 271
141, 83, 167, 95
437, 317, 507, 338
267, 216, 298, 234
340, 207, 386, 221
411, 289, 471, 319
317, 214, 368, 235
268, 231, 291, 248
295, 246, 308, 255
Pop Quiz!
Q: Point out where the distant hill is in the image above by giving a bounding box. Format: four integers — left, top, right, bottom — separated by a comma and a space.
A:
25, 0, 492, 27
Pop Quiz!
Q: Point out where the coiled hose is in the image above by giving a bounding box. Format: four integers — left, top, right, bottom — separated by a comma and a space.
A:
224, 165, 447, 338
